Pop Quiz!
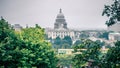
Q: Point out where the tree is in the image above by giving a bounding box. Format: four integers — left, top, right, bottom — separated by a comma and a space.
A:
102, 0, 120, 26
0, 16, 10, 41
99, 31, 109, 40
19, 25, 57, 68
62, 36, 72, 46
54, 36, 61, 45
80, 31, 89, 39
73, 40, 82, 46
61, 36, 72, 49
53, 36, 62, 49
102, 41, 120, 68
0, 17, 23, 68
53, 36, 72, 49
0, 18, 57, 68
72, 39, 102, 68
56, 55, 73, 68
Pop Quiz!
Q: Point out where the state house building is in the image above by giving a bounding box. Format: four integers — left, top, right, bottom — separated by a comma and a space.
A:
45, 9, 81, 41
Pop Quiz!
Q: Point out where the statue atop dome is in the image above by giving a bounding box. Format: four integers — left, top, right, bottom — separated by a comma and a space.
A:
59, 8, 62, 13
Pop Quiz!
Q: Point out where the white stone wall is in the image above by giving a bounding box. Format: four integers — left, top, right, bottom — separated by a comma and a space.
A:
46, 29, 80, 40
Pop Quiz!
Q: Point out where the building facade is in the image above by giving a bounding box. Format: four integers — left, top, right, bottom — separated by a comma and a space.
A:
45, 9, 80, 41
13, 24, 22, 31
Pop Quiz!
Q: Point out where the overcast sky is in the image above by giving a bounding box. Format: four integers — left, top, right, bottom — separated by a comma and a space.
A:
0, 0, 113, 29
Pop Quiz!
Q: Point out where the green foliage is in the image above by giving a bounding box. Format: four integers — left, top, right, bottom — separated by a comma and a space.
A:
102, 0, 120, 26
0, 17, 10, 41
20, 27, 45, 43
62, 36, 72, 46
54, 36, 61, 45
99, 31, 109, 40
0, 17, 23, 67
53, 36, 61, 49
79, 31, 89, 39
19, 26, 57, 68
0, 18, 57, 68
56, 55, 73, 68
53, 36, 72, 49
73, 40, 82, 46
72, 39, 102, 68
102, 41, 120, 68
73, 39, 120, 68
